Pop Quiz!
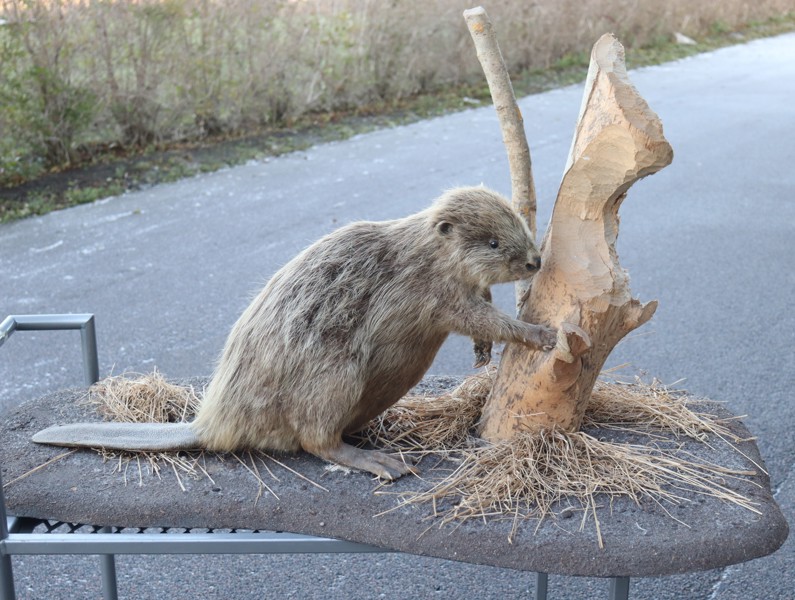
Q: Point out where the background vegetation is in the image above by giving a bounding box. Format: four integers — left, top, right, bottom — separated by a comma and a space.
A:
1, 0, 793, 214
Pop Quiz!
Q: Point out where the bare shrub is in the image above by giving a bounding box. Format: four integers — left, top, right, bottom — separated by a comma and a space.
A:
1, 0, 792, 176
1, 1, 98, 166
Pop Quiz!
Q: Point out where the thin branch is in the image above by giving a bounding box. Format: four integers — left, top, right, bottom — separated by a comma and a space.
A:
463, 7, 536, 231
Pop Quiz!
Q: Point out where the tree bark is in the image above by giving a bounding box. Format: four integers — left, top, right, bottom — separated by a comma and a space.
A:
477, 32, 673, 440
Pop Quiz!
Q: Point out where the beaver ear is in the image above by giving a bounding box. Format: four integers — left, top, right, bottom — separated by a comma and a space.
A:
436, 221, 453, 236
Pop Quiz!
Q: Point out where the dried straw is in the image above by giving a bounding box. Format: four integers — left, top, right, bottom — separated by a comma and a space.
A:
80, 370, 761, 541
87, 369, 201, 425
357, 370, 492, 453
360, 372, 761, 544
81, 370, 204, 487
80, 371, 327, 494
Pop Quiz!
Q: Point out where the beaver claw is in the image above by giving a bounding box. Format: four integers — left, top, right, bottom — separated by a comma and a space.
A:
540, 326, 558, 351
472, 339, 493, 368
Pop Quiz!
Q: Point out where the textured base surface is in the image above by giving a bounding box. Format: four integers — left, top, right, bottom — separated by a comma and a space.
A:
0, 377, 788, 577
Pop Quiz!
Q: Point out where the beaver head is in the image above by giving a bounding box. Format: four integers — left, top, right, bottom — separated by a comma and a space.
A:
429, 187, 541, 287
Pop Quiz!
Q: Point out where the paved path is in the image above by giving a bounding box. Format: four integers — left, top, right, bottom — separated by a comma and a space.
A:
2, 33, 794, 599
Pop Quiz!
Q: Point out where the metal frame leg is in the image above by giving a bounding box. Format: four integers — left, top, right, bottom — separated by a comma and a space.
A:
1, 470, 17, 600
0, 550, 13, 600
535, 572, 548, 600
99, 528, 118, 600
1, 314, 103, 600
609, 576, 630, 600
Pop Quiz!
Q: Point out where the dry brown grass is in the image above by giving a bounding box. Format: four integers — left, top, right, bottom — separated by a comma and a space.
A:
386, 429, 761, 546
356, 369, 493, 453
82, 371, 207, 490
358, 371, 762, 544
88, 370, 201, 425
80, 369, 763, 544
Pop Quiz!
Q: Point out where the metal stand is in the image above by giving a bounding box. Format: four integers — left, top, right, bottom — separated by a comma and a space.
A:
536, 572, 548, 599
0, 314, 99, 386
0, 314, 102, 600
1, 470, 15, 600
609, 576, 630, 600
99, 527, 119, 600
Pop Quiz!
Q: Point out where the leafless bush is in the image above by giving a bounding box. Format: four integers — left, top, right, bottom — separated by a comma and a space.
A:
0, 0, 792, 175
1, 0, 98, 166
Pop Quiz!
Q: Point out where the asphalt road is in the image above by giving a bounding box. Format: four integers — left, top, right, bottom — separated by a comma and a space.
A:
2, 33, 794, 599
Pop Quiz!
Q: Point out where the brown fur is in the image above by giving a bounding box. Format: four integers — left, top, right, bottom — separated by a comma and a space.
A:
33, 187, 555, 478
192, 186, 555, 478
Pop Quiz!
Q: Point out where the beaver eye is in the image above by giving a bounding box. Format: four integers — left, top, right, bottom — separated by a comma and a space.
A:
489, 239, 499, 249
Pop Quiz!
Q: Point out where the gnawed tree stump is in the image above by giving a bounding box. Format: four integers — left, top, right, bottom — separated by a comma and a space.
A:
473, 29, 673, 439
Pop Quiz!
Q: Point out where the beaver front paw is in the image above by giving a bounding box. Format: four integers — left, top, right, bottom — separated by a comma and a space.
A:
523, 324, 558, 351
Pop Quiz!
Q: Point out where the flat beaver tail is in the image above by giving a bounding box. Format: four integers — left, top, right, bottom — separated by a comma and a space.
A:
32, 422, 201, 452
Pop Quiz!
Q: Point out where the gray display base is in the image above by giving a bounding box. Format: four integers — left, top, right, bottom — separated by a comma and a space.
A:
0, 377, 788, 578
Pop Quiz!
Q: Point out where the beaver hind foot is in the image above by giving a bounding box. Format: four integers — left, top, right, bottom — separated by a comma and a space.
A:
306, 441, 416, 480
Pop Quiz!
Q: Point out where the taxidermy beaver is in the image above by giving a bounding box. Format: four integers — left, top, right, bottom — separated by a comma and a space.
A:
34, 187, 557, 479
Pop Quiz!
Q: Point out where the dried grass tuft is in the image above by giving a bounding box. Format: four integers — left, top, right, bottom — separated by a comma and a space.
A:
82, 371, 204, 489
86, 369, 201, 425
381, 429, 761, 545
586, 379, 738, 440
357, 370, 493, 453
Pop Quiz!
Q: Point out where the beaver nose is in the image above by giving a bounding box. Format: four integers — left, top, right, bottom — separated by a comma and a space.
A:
526, 256, 541, 271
